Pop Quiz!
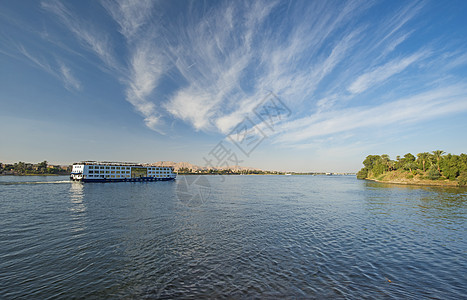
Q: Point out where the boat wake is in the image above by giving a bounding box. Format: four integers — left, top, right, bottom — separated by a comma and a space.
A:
0, 180, 72, 185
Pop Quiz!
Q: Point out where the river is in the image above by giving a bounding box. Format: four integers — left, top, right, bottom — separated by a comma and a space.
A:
0, 175, 466, 299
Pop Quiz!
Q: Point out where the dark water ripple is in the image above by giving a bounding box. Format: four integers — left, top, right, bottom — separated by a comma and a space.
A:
0, 175, 466, 299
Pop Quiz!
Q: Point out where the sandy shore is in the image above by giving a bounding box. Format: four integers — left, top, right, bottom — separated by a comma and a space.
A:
365, 177, 459, 187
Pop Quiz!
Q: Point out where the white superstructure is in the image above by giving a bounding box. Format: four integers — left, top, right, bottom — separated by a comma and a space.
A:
70, 161, 176, 182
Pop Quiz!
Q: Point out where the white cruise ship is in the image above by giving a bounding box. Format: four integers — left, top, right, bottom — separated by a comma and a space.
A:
70, 161, 176, 182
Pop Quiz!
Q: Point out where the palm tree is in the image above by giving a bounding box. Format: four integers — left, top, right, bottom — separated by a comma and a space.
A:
432, 150, 445, 172
381, 154, 391, 171
405, 161, 417, 173
417, 152, 430, 172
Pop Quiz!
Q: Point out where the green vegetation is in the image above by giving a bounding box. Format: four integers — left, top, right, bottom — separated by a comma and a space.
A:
176, 167, 285, 175
357, 151, 467, 186
0, 161, 71, 175
176, 168, 354, 176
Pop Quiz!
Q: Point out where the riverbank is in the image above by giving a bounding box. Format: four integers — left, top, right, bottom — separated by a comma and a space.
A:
365, 170, 461, 187
365, 177, 460, 187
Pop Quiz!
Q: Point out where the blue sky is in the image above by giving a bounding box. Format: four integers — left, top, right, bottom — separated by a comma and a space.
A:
1, 0, 467, 172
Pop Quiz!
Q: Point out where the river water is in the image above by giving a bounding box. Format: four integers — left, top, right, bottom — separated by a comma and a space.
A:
0, 175, 466, 299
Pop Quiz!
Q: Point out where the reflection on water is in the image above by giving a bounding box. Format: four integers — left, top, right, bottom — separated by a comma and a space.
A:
364, 181, 467, 227
69, 182, 86, 233
69, 182, 84, 206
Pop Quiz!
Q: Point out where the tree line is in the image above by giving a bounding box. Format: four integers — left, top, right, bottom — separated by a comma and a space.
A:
357, 150, 467, 186
0, 161, 71, 175
177, 167, 284, 175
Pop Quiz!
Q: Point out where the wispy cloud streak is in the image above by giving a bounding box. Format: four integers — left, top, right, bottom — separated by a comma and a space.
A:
41, 0, 118, 71
31, 0, 467, 139
42, 0, 166, 131
162, 1, 277, 132
276, 84, 467, 144
348, 51, 427, 94
125, 42, 166, 132
58, 61, 81, 91
101, 0, 154, 41
17, 44, 81, 91
102, 0, 166, 132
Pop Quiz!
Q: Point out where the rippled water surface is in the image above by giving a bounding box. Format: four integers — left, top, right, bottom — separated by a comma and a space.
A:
1, 175, 466, 299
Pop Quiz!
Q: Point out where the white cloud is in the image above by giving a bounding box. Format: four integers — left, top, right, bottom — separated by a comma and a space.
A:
441, 52, 467, 71
41, 0, 118, 71
347, 51, 426, 94
276, 84, 467, 144
127, 43, 164, 101
91, 0, 165, 132
33, 0, 467, 139
374, 1, 424, 49
45, 0, 431, 136
124, 41, 166, 133
17, 44, 81, 91
101, 0, 154, 41
379, 30, 414, 58
42, 0, 164, 131
165, 90, 216, 131
58, 62, 81, 91
17, 44, 53, 73
161, 2, 267, 132
197, 1, 366, 134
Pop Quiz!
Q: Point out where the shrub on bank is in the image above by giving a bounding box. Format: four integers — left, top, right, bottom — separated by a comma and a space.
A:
426, 166, 441, 180
458, 172, 467, 186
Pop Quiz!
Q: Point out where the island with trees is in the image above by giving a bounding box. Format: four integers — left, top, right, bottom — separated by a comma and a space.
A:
357, 151, 467, 187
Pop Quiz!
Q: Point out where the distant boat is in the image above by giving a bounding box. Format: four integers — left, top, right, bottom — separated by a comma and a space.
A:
285, 173, 292, 176
325, 172, 332, 176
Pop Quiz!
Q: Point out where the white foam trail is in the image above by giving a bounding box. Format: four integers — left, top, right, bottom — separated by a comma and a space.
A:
0, 180, 72, 185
